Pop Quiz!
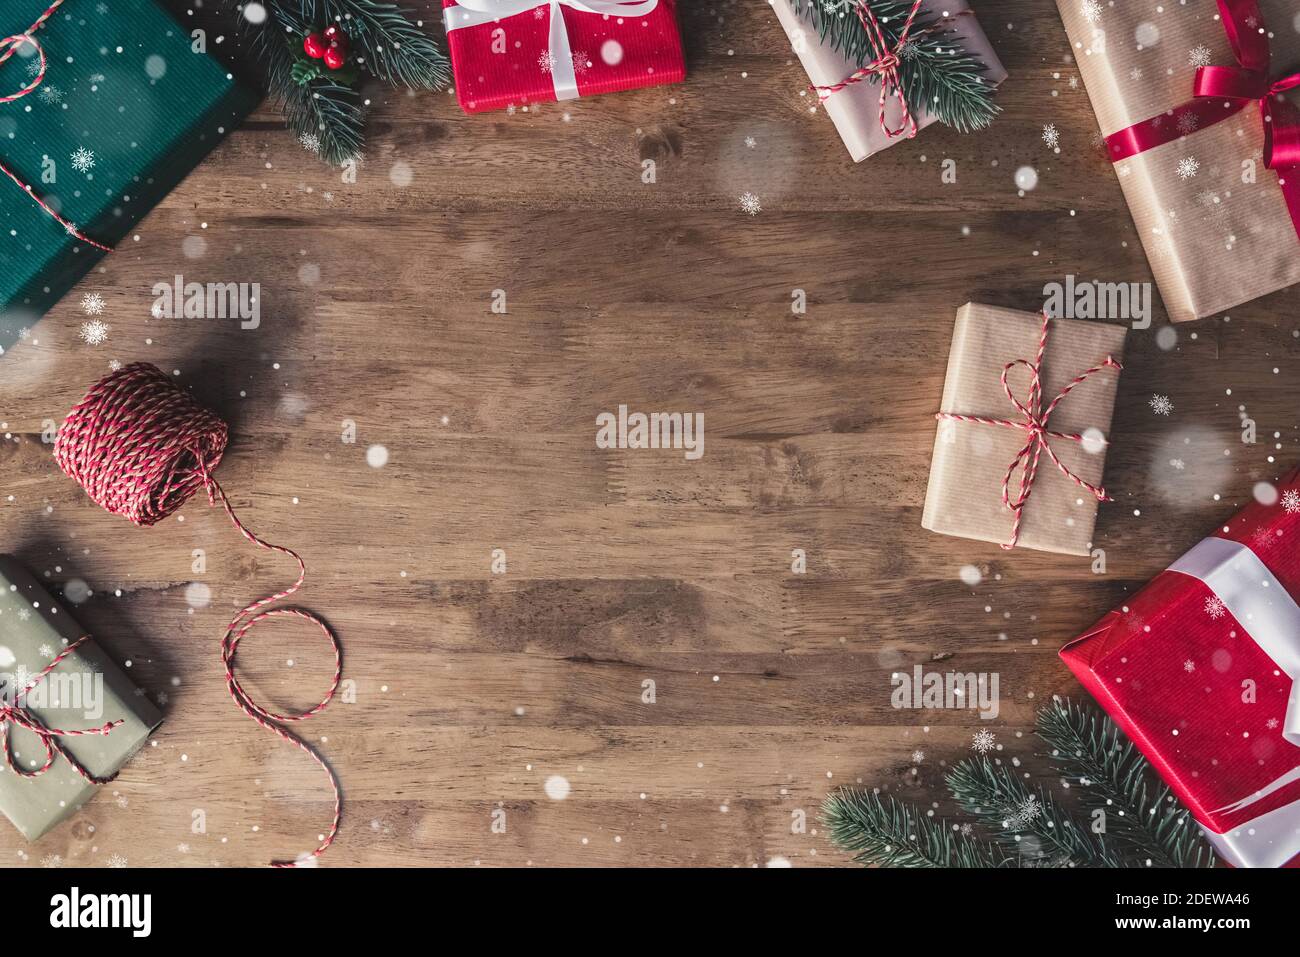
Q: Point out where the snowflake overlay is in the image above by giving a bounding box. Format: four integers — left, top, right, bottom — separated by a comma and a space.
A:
1177, 156, 1200, 180
79, 319, 110, 346
1188, 45, 1213, 68
739, 192, 762, 216
71, 147, 95, 173
80, 292, 105, 316
1281, 489, 1300, 514
1042, 124, 1060, 150
1149, 394, 1174, 416
1204, 595, 1227, 620
971, 728, 997, 754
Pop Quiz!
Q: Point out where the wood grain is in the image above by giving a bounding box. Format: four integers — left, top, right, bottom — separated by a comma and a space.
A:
0, 0, 1297, 867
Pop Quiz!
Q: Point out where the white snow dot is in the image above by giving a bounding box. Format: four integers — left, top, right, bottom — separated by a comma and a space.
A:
366, 444, 389, 468
1253, 482, 1279, 506
144, 55, 167, 80
63, 578, 91, 605
544, 775, 570, 800
1155, 325, 1178, 351
298, 262, 320, 285
1135, 22, 1160, 46
242, 2, 268, 25
0, 647, 14, 668
182, 235, 206, 259
600, 39, 624, 66
958, 565, 982, 586
1014, 166, 1038, 191
389, 161, 413, 188
184, 581, 211, 608
1080, 427, 1106, 454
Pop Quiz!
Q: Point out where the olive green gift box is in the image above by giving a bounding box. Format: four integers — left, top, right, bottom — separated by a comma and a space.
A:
0, 0, 258, 350
0, 556, 161, 841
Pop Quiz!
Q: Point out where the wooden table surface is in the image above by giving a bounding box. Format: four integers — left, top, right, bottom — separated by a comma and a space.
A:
1, 0, 1297, 868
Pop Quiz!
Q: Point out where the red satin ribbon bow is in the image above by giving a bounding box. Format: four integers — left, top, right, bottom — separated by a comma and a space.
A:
0, 634, 123, 784
1104, 0, 1300, 238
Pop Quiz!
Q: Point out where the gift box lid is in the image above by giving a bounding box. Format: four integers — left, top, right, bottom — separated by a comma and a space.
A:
0, 0, 259, 346
0, 555, 162, 841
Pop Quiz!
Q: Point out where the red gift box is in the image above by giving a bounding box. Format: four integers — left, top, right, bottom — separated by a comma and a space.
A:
1061, 469, 1300, 868
441, 0, 686, 114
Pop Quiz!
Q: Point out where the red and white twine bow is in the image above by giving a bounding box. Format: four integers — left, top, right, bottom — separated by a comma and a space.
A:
1, 634, 123, 784
934, 311, 1123, 550
811, 0, 925, 139
0, 0, 111, 252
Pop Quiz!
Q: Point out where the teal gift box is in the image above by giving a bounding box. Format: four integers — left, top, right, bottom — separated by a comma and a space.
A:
0, 0, 258, 347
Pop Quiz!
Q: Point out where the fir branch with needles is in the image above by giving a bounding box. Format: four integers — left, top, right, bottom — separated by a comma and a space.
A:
821, 699, 1216, 868
249, 0, 450, 167
790, 0, 1000, 133
822, 789, 1013, 868
1036, 698, 1217, 869
945, 758, 1123, 868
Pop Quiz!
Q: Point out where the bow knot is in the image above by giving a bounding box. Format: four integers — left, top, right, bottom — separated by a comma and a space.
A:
0, 634, 123, 783
935, 311, 1123, 550
810, 0, 925, 139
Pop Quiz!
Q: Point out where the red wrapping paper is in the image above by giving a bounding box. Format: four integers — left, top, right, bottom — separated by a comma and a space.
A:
1061, 468, 1300, 867
441, 0, 686, 114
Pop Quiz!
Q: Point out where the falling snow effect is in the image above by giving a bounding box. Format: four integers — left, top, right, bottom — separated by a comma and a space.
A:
1080, 0, 1102, 23
299, 132, 321, 154
1003, 795, 1041, 830
1204, 596, 1227, 620
71, 147, 95, 173
79, 319, 110, 346
1188, 45, 1213, 68
80, 292, 105, 316
1041, 124, 1060, 150
38, 85, 62, 104
1149, 394, 1174, 416
538, 49, 558, 74
1281, 489, 1300, 514
739, 192, 762, 216
1184, 659, 1196, 673
971, 728, 996, 754
1176, 112, 1199, 135
1177, 156, 1200, 180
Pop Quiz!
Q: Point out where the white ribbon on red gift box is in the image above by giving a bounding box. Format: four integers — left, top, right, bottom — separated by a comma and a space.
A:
1168, 536, 1300, 868
443, 0, 661, 102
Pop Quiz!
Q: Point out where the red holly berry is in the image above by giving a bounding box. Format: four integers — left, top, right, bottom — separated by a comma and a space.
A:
303, 32, 327, 59
323, 44, 347, 70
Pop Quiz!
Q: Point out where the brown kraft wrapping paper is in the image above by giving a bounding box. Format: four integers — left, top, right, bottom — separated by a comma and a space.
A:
922, 304, 1127, 557
770, 0, 1007, 162
1056, 0, 1300, 322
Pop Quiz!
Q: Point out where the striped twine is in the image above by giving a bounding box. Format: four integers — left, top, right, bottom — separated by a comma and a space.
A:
0, 0, 113, 252
935, 311, 1123, 550
0, 634, 124, 782
54, 363, 342, 867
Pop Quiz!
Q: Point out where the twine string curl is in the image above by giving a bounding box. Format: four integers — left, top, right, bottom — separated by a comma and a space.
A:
0, 634, 123, 782
53, 363, 341, 867
0, 0, 112, 252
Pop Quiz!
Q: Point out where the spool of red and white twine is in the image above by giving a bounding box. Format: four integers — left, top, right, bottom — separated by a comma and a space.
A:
53, 363, 342, 867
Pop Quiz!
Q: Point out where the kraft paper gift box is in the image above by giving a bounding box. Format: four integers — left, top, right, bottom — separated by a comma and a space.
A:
0, 556, 161, 841
0, 0, 258, 349
770, 0, 1007, 162
1061, 469, 1300, 867
922, 303, 1127, 557
441, 0, 686, 115
1056, 0, 1300, 322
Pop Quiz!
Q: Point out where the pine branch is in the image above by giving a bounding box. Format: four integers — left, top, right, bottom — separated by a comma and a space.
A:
1036, 699, 1217, 869
945, 758, 1124, 868
790, 0, 1000, 133
255, 15, 366, 166
821, 788, 1012, 868
250, 0, 449, 166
